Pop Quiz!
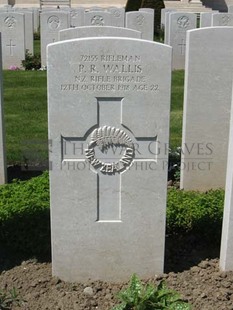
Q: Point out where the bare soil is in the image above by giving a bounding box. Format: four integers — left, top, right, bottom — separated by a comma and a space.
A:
1, 235, 232, 310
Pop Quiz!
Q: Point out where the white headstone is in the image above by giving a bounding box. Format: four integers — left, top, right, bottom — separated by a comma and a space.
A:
126, 11, 154, 41
84, 11, 111, 26
15, 9, 34, 54
40, 11, 70, 67
161, 8, 176, 29
168, 12, 197, 70
139, 8, 155, 20
228, 5, 233, 12
212, 13, 233, 26
108, 7, 125, 27
70, 8, 85, 27
48, 37, 172, 282
220, 93, 233, 271
0, 34, 6, 184
32, 8, 39, 32
200, 12, 213, 28
0, 12, 25, 69
164, 11, 172, 44
181, 27, 233, 191
59, 26, 142, 41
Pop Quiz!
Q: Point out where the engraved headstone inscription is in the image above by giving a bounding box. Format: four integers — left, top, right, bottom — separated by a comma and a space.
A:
59, 26, 141, 41
0, 12, 25, 69
181, 27, 233, 191
48, 37, 172, 282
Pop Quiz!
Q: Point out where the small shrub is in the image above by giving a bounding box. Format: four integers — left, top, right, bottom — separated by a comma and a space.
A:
22, 50, 41, 70
167, 188, 224, 239
0, 171, 50, 260
112, 274, 191, 310
0, 287, 22, 309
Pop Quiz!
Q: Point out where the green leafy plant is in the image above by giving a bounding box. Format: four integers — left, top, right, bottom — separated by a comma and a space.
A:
0, 287, 21, 309
112, 274, 191, 310
0, 171, 50, 260
22, 50, 41, 70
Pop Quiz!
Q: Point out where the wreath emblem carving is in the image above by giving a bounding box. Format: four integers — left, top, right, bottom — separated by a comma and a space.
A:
85, 126, 135, 174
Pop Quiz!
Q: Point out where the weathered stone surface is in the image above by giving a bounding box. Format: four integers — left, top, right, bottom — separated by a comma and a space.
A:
48, 37, 171, 282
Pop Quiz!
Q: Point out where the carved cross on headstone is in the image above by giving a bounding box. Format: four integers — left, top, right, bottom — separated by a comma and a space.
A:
178, 38, 186, 55
62, 97, 157, 222
6, 39, 16, 56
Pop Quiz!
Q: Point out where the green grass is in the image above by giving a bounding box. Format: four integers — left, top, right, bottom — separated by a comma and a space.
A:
3, 70, 47, 164
34, 39, 40, 55
170, 70, 185, 149
2, 67, 184, 165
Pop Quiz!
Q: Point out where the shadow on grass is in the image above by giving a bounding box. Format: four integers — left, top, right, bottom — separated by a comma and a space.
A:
0, 209, 51, 272
164, 233, 221, 273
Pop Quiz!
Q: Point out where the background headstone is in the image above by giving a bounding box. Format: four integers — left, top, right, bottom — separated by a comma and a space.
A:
212, 13, 233, 26
126, 11, 154, 40
48, 36, 172, 282
84, 11, 111, 26
161, 8, 176, 29
0, 34, 6, 184
181, 27, 233, 191
220, 93, 233, 271
15, 9, 34, 54
40, 11, 70, 67
108, 7, 125, 27
168, 12, 197, 69
200, 12, 213, 27
59, 26, 142, 40
0, 12, 25, 69
70, 7, 85, 27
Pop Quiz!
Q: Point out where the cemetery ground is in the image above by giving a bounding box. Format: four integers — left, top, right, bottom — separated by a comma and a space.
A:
0, 52, 229, 308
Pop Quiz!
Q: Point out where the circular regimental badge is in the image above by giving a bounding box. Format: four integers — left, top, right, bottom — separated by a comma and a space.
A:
85, 126, 135, 174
